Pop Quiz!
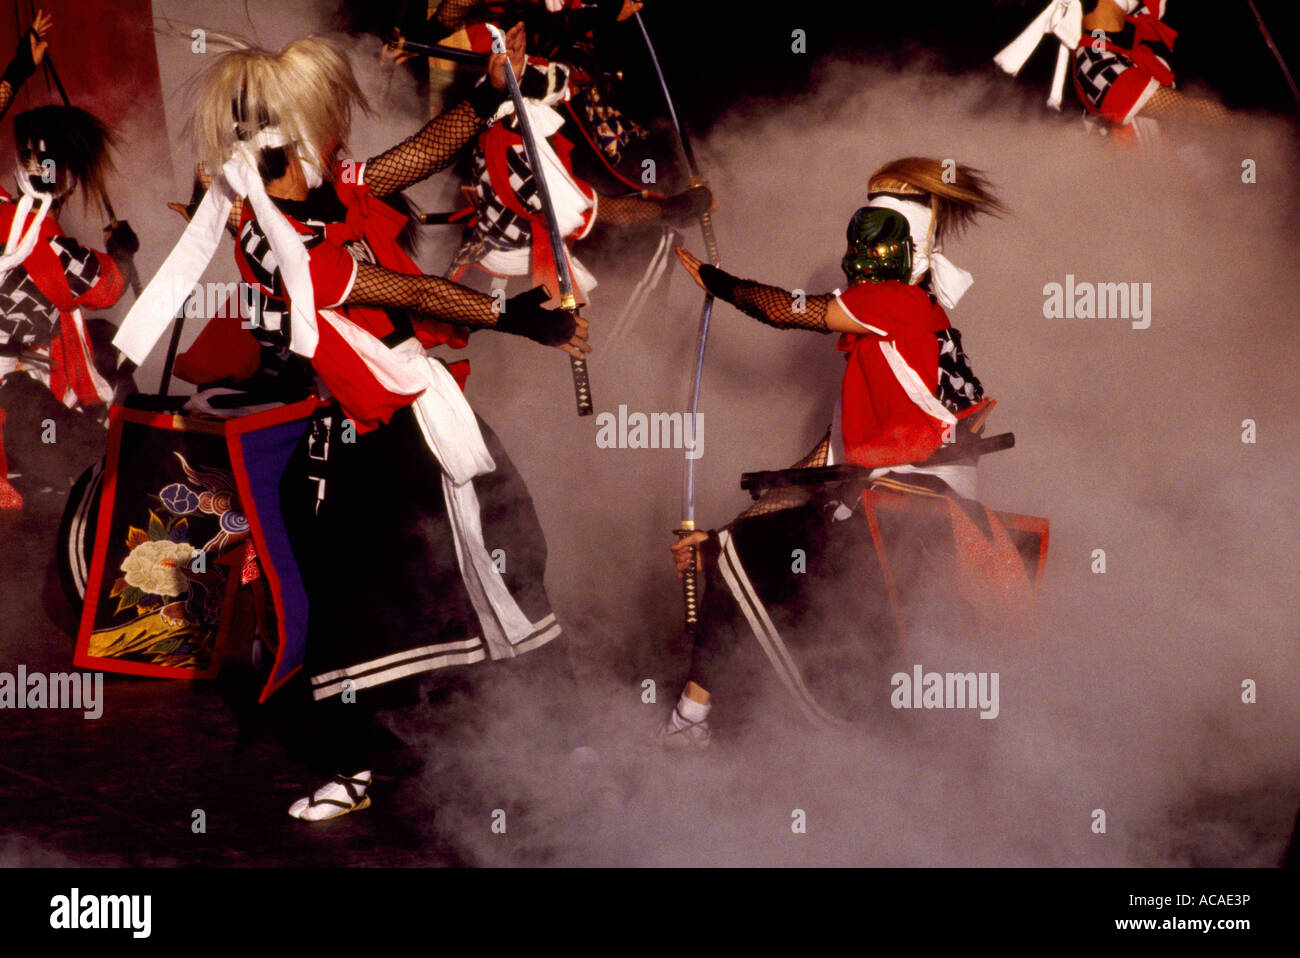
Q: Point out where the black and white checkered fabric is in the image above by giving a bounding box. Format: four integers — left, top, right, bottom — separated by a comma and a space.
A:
0, 233, 101, 354
469, 139, 542, 252
935, 327, 984, 414
239, 188, 378, 349
466, 62, 573, 256
1071, 3, 1170, 111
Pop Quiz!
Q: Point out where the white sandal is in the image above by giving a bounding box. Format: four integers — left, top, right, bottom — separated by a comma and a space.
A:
288, 771, 373, 821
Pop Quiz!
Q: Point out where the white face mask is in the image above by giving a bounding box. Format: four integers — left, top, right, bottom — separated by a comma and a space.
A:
13, 161, 65, 201
248, 126, 324, 188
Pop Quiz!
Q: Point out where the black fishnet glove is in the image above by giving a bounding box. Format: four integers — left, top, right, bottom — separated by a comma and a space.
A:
598, 186, 712, 228
495, 284, 578, 345
699, 266, 832, 333
0, 30, 37, 119
596, 193, 662, 227
432, 0, 486, 32
345, 265, 574, 346
739, 430, 832, 518
105, 221, 139, 259
363, 95, 501, 199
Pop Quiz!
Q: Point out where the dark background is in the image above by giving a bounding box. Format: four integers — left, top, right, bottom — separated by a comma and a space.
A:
340, 0, 1300, 137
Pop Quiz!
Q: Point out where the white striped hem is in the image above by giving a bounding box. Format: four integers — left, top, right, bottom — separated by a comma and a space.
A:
716, 531, 852, 731
309, 613, 560, 700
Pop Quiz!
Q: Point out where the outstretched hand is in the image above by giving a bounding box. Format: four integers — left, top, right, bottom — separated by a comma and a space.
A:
675, 247, 707, 292
487, 21, 526, 91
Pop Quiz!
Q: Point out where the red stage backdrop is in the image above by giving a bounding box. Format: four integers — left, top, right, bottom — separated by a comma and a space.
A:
0, 0, 165, 164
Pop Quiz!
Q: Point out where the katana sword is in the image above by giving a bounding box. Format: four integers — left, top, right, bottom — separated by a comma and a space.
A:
392, 35, 491, 68
1245, 0, 1300, 114
485, 22, 593, 417
392, 34, 624, 85
635, 11, 720, 632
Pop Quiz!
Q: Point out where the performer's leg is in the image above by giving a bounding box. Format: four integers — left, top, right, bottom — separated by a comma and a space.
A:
657, 537, 748, 748
287, 694, 377, 821
0, 407, 22, 510
1141, 86, 1232, 125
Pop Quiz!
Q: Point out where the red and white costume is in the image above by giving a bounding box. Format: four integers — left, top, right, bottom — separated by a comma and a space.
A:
0, 183, 123, 508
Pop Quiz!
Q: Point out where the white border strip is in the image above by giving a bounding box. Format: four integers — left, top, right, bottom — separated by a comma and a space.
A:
717, 530, 851, 731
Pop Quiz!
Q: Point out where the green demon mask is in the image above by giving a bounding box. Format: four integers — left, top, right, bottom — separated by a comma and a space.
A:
841, 207, 913, 285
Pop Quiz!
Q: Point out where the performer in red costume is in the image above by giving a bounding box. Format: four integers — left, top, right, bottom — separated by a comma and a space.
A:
657, 158, 1046, 746
114, 25, 590, 821
0, 10, 132, 514
383, 0, 709, 303
996, 1, 1229, 144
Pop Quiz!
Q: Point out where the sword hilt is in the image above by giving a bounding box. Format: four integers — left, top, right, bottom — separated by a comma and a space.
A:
699, 211, 721, 267
560, 292, 593, 416
570, 355, 593, 417
676, 523, 699, 633
688, 177, 721, 266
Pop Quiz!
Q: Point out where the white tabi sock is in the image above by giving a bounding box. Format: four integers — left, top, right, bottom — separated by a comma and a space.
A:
673, 692, 711, 728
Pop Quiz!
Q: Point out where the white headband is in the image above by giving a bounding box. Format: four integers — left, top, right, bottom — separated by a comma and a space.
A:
866, 193, 974, 309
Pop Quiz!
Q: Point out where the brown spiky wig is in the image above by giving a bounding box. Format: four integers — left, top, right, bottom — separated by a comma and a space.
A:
868, 157, 1007, 245
13, 105, 118, 210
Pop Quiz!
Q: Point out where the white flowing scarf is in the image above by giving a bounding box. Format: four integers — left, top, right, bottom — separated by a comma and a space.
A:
993, 0, 1084, 110
113, 142, 536, 659
0, 167, 54, 275
866, 193, 974, 309
480, 97, 598, 293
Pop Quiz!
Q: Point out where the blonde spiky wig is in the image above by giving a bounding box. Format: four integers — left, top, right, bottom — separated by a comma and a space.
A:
189, 36, 370, 180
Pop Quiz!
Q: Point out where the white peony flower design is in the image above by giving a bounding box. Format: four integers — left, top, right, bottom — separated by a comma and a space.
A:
120, 539, 198, 598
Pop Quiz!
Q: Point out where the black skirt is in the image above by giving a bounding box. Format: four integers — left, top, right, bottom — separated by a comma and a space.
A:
691, 499, 905, 728
283, 405, 561, 707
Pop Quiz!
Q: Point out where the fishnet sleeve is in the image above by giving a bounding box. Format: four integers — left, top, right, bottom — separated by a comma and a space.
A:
432, 0, 485, 32
0, 80, 15, 121
596, 194, 663, 227
346, 262, 501, 330
732, 282, 833, 333
363, 99, 488, 199
738, 430, 832, 519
